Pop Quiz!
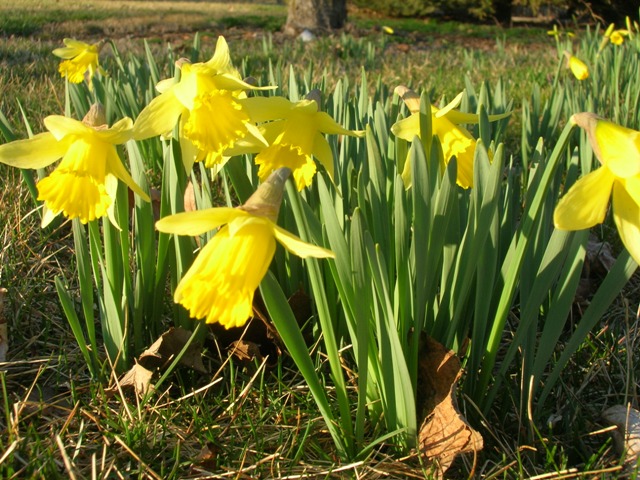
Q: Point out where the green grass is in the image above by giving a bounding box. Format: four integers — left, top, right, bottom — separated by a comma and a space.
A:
1, 1, 638, 478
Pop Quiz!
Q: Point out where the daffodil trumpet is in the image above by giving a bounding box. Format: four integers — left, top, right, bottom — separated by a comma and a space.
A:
155, 167, 335, 329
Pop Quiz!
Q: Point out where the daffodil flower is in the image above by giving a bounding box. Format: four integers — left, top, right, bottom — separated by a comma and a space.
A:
554, 113, 640, 265
132, 36, 271, 174
564, 51, 589, 80
53, 38, 105, 89
244, 93, 364, 190
0, 104, 149, 227
391, 86, 511, 189
156, 168, 334, 328
609, 29, 629, 45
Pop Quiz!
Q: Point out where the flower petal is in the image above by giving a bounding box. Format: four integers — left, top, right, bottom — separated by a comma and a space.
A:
594, 121, 640, 178
313, 133, 334, 179
132, 91, 184, 140
105, 148, 150, 202
156, 207, 248, 236
44, 115, 91, 140
273, 226, 335, 258
390, 113, 420, 141
554, 167, 615, 230
612, 182, 640, 265
0, 132, 66, 168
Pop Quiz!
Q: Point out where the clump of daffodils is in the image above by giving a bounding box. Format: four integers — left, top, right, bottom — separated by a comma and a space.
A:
0, 103, 149, 227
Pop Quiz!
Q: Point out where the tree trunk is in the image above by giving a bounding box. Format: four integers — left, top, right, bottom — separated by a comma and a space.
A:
492, 0, 512, 26
284, 0, 347, 36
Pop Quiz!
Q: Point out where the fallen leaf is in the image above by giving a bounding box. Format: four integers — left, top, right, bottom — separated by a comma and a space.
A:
417, 336, 483, 477
192, 442, 219, 473
227, 339, 262, 364
184, 181, 196, 213
139, 327, 207, 373
602, 404, 640, 472
0, 287, 7, 362
110, 362, 154, 397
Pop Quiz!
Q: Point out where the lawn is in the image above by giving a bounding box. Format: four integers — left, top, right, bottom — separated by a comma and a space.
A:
1, 1, 639, 478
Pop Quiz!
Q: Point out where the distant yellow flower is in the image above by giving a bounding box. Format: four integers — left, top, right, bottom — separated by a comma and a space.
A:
245, 94, 364, 190
547, 25, 560, 37
0, 104, 149, 227
53, 38, 104, 88
609, 29, 629, 45
391, 86, 510, 189
554, 113, 640, 265
156, 168, 334, 328
133, 36, 271, 173
564, 52, 589, 80
382, 26, 394, 35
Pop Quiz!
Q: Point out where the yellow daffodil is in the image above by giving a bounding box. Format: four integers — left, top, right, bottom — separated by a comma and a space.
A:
564, 51, 589, 80
0, 104, 149, 227
52, 38, 104, 88
609, 29, 629, 45
382, 26, 394, 35
391, 86, 511, 189
244, 93, 364, 190
156, 168, 334, 328
133, 36, 272, 174
554, 113, 640, 265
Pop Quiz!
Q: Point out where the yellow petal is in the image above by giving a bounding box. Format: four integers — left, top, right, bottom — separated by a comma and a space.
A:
315, 111, 364, 136
612, 182, 640, 265
554, 167, 615, 230
435, 91, 465, 117
243, 96, 294, 123
594, 121, 640, 178
205, 36, 233, 73
313, 133, 334, 179
0, 132, 66, 169
105, 148, 150, 202
94, 117, 134, 144
391, 113, 420, 141
443, 109, 512, 125
132, 91, 184, 141
156, 207, 248, 235
433, 116, 475, 188
44, 115, 91, 140
273, 225, 335, 258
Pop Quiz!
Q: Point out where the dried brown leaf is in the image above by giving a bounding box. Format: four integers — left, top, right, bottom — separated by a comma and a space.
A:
227, 339, 262, 364
139, 327, 207, 373
417, 336, 483, 477
184, 181, 196, 213
112, 363, 154, 397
